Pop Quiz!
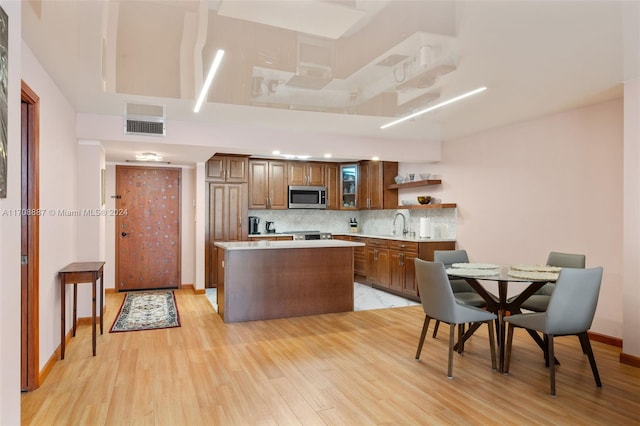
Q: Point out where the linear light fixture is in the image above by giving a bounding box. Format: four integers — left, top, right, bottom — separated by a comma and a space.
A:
194, 49, 225, 113
380, 86, 487, 129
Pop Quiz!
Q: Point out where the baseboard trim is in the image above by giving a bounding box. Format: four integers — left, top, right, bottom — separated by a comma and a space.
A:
588, 331, 622, 348
620, 352, 640, 368
105, 288, 116, 294
194, 288, 206, 295
40, 331, 72, 385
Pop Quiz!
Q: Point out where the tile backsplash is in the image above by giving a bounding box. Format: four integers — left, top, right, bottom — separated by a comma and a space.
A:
248, 208, 456, 239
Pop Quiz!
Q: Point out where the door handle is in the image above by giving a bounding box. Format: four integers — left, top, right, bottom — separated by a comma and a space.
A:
121, 232, 129, 237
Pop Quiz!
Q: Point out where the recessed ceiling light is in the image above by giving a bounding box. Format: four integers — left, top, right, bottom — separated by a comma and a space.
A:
372, 156, 380, 161
272, 150, 281, 155
194, 49, 225, 113
324, 153, 332, 158
380, 86, 487, 129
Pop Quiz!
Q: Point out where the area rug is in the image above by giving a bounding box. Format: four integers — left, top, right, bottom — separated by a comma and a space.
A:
110, 290, 180, 332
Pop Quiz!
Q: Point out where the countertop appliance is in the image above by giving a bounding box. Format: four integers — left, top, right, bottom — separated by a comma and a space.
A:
265, 221, 276, 233
288, 185, 327, 209
248, 216, 260, 235
290, 231, 332, 240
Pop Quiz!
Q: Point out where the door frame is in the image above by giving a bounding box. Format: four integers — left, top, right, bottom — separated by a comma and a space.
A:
21, 81, 40, 391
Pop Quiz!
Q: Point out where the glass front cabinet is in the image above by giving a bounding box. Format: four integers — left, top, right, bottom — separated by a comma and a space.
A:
340, 164, 358, 209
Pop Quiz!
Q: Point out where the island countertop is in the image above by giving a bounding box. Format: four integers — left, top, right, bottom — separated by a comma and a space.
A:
214, 239, 365, 250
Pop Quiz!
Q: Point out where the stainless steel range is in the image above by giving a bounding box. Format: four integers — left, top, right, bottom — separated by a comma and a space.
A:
289, 231, 332, 240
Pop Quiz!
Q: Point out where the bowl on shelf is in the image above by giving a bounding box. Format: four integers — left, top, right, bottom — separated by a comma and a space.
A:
401, 200, 418, 206
417, 196, 432, 205
394, 175, 404, 184
419, 173, 431, 180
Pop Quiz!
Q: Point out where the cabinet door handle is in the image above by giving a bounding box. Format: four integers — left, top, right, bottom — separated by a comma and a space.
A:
399, 253, 405, 266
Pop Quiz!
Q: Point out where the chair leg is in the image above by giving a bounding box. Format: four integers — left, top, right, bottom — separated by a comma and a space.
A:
543, 334, 550, 368
432, 320, 440, 338
579, 332, 602, 388
547, 334, 556, 396
448, 323, 456, 378
415, 315, 431, 360
487, 320, 497, 371
578, 332, 589, 355
457, 324, 464, 354
504, 323, 514, 373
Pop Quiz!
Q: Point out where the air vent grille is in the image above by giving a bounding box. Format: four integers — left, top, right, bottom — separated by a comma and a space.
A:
126, 120, 165, 135
124, 103, 166, 136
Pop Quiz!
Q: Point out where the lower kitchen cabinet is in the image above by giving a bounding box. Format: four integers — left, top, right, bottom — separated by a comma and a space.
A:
361, 237, 456, 300
366, 238, 390, 287
352, 236, 367, 279
389, 240, 419, 296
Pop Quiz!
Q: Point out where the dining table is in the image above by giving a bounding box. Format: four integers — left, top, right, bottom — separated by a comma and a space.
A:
446, 264, 558, 373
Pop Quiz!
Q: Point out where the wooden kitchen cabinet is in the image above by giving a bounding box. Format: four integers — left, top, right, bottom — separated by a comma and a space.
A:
334, 235, 366, 279
389, 240, 419, 297
206, 183, 248, 288
325, 163, 340, 210
352, 236, 367, 279
358, 161, 398, 209
248, 159, 288, 209
340, 164, 358, 210
366, 238, 390, 287
206, 155, 248, 183
288, 162, 325, 186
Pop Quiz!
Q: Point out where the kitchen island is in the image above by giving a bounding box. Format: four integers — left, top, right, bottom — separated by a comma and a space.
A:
214, 239, 365, 323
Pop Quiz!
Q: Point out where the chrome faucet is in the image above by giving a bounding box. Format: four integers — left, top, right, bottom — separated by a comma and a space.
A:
393, 212, 408, 236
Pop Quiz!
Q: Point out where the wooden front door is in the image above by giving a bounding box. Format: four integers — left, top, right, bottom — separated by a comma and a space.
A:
115, 166, 181, 291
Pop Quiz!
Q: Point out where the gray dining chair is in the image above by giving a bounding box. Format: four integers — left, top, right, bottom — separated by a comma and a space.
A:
431, 250, 489, 339
414, 259, 497, 378
504, 266, 603, 396
519, 252, 586, 312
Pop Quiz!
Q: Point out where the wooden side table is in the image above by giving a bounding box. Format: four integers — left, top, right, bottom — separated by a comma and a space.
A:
59, 261, 105, 359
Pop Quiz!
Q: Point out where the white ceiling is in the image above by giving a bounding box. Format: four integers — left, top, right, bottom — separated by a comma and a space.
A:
21, 0, 638, 165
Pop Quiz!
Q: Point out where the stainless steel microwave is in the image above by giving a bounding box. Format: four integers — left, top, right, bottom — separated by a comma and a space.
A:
288, 185, 327, 209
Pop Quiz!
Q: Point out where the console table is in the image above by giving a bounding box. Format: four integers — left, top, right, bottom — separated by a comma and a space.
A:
59, 261, 105, 359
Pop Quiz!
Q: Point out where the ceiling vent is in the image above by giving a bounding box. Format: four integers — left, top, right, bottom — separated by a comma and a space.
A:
124, 103, 166, 136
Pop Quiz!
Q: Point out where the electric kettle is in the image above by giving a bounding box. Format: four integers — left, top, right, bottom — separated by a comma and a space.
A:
265, 221, 275, 233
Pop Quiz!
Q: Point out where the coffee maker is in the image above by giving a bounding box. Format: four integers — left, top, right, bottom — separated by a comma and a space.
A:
248, 216, 260, 235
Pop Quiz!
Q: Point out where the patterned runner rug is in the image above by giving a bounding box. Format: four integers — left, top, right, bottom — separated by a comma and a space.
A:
110, 290, 180, 332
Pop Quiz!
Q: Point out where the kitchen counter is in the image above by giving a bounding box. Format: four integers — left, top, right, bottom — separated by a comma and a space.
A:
215, 240, 359, 322
215, 240, 364, 250
333, 232, 456, 243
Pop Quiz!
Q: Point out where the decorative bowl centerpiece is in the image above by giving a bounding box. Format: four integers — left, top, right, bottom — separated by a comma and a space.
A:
394, 175, 404, 184
419, 173, 431, 180
417, 196, 431, 205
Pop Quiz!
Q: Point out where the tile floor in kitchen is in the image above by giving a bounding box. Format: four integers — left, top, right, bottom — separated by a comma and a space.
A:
205, 282, 419, 313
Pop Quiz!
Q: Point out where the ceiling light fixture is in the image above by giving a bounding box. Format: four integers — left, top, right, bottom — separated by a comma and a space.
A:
324, 153, 332, 159
380, 86, 487, 129
194, 49, 225, 113
135, 152, 164, 161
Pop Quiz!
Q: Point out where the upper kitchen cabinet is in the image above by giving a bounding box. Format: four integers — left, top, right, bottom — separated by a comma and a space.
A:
288, 162, 325, 186
206, 155, 249, 183
248, 159, 288, 209
325, 163, 341, 210
358, 161, 398, 209
340, 164, 358, 210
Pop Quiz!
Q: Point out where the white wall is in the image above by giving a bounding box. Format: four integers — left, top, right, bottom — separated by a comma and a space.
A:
22, 41, 80, 370
76, 141, 106, 317
623, 77, 640, 357
424, 99, 625, 338
0, 1, 22, 423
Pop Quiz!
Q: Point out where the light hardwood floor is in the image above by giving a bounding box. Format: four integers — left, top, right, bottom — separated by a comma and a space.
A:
22, 289, 640, 425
